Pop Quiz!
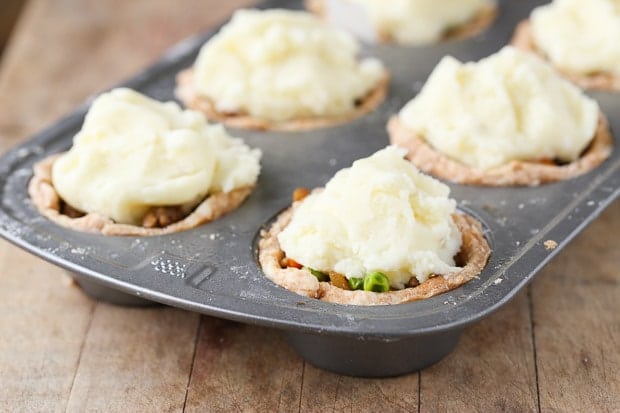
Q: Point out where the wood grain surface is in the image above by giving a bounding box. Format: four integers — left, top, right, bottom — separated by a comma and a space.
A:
0, 1, 618, 412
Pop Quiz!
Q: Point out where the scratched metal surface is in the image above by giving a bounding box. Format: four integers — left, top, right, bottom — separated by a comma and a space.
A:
0, 0, 618, 343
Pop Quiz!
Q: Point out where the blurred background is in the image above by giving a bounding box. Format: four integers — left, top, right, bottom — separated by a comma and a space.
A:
0, 0, 25, 60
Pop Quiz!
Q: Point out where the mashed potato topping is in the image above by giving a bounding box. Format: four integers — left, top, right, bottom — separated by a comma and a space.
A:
530, 0, 620, 77
52, 88, 261, 225
277, 147, 462, 289
324, 0, 494, 44
192, 9, 385, 122
399, 47, 600, 171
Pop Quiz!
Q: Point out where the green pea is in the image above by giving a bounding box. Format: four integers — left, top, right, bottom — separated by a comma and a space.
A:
348, 277, 364, 290
363, 271, 390, 292
306, 267, 329, 282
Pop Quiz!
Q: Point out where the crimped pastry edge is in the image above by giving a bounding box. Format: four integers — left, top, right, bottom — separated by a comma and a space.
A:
387, 115, 614, 186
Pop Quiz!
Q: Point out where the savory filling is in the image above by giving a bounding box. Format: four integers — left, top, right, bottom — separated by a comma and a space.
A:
59, 199, 191, 229
284, 256, 397, 292
284, 188, 394, 292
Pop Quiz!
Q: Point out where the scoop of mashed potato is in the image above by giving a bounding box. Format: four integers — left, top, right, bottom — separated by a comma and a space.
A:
193, 9, 385, 122
530, 0, 620, 77
327, 0, 494, 44
52, 88, 261, 225
278, 147, 462, 289
399, 47, 599, 170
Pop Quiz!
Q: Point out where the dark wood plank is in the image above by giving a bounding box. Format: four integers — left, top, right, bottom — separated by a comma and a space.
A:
0, 0, 25, 51
184, 319, 303, 413
420, 291, 539, 413
532, 200, 620, 412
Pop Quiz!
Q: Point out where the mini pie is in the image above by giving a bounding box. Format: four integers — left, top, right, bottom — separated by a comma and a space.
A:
175, 9, 389, 131
258, 147, 491, 306
306, 0, 497, 45
388, 47, 614, 186
29, 88, 261, 236
511, 0, 620, 92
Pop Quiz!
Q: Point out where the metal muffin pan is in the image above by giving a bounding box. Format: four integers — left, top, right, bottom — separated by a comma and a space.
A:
0, 0, 618, 377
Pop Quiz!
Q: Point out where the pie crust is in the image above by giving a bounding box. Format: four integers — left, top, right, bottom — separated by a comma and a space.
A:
387, 115, 614, 186
175, 69, 389, 131
306, 0, 498, 44
28, 154, 254, 236
511, 21, 620, 92
258, 199, 491, 306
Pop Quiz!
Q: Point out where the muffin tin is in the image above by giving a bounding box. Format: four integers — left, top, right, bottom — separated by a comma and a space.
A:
0, 0, 618, 377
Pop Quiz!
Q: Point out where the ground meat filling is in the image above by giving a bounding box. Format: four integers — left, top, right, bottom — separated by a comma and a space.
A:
59, 202, 187, 229
60, 201, 85, 219
141, 206, 188, 228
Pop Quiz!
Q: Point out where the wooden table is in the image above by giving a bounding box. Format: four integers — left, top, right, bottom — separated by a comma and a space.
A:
0, 1, 618, 411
